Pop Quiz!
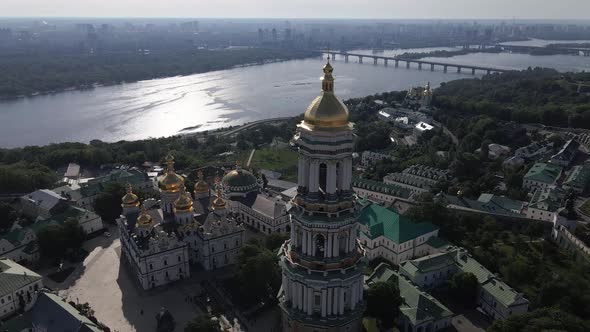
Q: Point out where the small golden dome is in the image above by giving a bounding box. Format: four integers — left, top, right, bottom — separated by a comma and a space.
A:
121, 183, 139, 207
194, 170, 209, 194
137, 205, 154, 227
303, 58, 349, 129
158, 154, 184, 192
211, 188, 226, 211
174, 187, 193, 212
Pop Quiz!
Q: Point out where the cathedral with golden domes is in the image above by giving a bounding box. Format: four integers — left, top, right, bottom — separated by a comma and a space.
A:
117, 155, 245, 289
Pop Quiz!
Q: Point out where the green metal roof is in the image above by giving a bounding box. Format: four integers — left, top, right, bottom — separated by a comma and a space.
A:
222, 169, 259, 193
477, 194, 524, 212
0, 259, 42, 297
454, 252, 525, 307
367, 263, 453, 325
528, 187, 564, 212
400, 252, 456, 278
424, 236, 449, 249
524, 163, 562, 184
358, 203, 438, 244
443, 194, 524, 218
80, 169, 147, 197
563, 163, 590, 190
352, 178, 413, 199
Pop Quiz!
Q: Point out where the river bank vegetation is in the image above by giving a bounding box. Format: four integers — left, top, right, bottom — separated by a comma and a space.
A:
0, 48, 316, 99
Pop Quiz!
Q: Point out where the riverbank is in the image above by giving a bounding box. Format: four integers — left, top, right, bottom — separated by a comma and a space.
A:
0, 48, 318, 100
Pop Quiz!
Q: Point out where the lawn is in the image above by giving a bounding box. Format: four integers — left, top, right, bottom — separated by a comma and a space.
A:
249, 148, 299, 182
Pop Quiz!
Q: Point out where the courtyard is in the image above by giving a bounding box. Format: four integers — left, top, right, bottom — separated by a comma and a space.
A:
51, 226, 205, 332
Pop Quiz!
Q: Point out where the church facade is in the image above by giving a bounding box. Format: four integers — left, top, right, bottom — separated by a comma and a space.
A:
278, 59, 366, 332
118, 156, 244, 289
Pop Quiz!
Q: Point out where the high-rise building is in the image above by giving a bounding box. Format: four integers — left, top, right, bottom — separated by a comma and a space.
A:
278, 59, 365, 332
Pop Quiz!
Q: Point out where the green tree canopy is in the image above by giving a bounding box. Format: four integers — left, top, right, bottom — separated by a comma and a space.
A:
184, 315, 220, 332
447, 272, 479, 308
364, 280, 402, 328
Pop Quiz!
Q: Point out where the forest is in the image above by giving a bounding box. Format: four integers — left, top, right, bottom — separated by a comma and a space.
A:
0, 48, 316, 99
433, 68, 590, 128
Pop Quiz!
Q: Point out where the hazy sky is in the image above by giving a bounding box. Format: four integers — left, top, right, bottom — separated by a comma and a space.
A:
2, 0, 590, 20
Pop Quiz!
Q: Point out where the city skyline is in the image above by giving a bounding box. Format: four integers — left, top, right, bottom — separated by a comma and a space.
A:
2, 0, 590, 20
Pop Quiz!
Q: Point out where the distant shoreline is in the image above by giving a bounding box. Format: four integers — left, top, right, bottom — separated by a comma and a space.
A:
0, 55, 316, 102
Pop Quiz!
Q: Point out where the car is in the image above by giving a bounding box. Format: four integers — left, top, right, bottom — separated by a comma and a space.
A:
103, 231, 111, 238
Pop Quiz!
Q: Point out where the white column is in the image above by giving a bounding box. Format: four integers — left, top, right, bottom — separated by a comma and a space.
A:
326, 233, 332, 258
309, 160, 319, 192
350, 283, 357, 310
291, 282, 297, 308
302, 285, 307, 312
298, 157, 305, 187
342, 158, 352, 190
348, 227, 355, 252
333, 234, 339, 257
339, 288, 345, 315
327, 162, 337, 194
307, 287, 313, 316
321, 289, 327, 317
332, 288, 340, 315
298, 284, 304, 310
308, 231, 313, 256
358, 280, 363, 304
303, 156, 310, 188
327, 288, 333, 316
301, 229, 307, 254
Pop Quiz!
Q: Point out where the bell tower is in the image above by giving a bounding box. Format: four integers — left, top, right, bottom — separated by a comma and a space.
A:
278, 59, 365, 332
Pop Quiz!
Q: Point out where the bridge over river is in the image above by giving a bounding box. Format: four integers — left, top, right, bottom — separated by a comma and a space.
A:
319, 50, 511, 75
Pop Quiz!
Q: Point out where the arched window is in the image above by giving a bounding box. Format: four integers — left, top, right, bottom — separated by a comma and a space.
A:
339, 233, 348, 255
315, 234, 325, 258
319, 163, 327, 194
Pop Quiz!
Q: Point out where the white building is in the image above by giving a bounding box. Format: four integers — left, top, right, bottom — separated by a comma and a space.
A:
0, 227, 38, 264
400, 248, 529, 321
222, 165, 290, 234
357, 202, 439, 264
20, 189, 68, 220
118, 158, 245, 289
413, 121, 435, 139
523, 186, 564, 222
522, 163, 563, 191
383, 164, 448, 196
360, 151, 391, 168
194, 188, 245, 270
0, 259, 43, 318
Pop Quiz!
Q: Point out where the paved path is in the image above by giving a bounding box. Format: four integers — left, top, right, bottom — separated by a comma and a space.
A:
246, 149, 256, 167
53, 228, 203, 332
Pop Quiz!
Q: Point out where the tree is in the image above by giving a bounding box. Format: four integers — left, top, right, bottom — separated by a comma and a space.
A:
36, 220, 86, 261
447, 272, 479, 308
0, 203, 17, 233
365, 280, 402, 328
235, 242, 281, 306
93, 182, 126, 223
184, 315, 220, 332
487, 308, 590, 332
525, 221, 544, 242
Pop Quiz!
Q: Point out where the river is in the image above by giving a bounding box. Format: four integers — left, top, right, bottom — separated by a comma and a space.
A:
0, 48, 588, 148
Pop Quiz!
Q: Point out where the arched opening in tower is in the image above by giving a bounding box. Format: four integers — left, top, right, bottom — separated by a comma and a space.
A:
339, 233, 348, 255
319, 163, 327, 196
315, 234, 325, 258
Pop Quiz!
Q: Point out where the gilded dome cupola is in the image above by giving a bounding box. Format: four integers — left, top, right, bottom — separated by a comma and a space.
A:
174, 185, 193, 212
302, 57, 350, 130
121, 182, 139, 208
158, 154, 185, 192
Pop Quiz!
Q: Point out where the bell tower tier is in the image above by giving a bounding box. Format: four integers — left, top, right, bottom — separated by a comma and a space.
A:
278, 59, 365, 332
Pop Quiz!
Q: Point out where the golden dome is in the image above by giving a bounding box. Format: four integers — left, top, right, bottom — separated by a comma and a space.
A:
211, 188, 226, 211
303, 58, 350, 129
137, 205, 154, 227
121, 183, 139, 207
194, 170, 209, 194
158, 154, 184, 192
174, 187, 193, 212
